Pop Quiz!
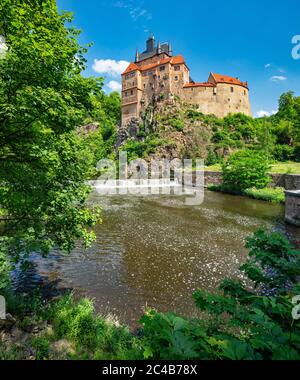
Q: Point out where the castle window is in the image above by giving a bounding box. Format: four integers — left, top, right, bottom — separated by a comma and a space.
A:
160, 65, 165, 71
125, 72, 136, 80
231, 86, 234, 93
174, 65, 180, 71
143, 84, 146, 88
244, 90, 246, 95
130, 90, 134, 95
124, 91, 128, 97
175, 76, 179, 81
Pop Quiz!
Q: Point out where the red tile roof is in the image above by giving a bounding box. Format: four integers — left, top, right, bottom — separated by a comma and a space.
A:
210, 72, 248, 88
184, 82, 215, 88
122, 55, 186, 75
122, 62, 139, 75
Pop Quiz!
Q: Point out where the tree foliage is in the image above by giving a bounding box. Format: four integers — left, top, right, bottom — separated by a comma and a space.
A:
0, 0, 104, 272
221, 150, 271, 193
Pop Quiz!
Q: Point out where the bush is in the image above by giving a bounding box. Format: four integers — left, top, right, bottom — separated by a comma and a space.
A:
244, 187, 285, 203
170, 118, 184, 132
222, 150, 271, 193
273, 145, 295, 161
294, 144, 300, 162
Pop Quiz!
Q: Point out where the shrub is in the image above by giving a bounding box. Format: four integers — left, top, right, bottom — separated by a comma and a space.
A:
244, 187, 285, 203
221, 150, 271, 193
273, 145, 295, 161
294, 144, 300, 162
206, 148, 219, 166
170, 118, 184, 132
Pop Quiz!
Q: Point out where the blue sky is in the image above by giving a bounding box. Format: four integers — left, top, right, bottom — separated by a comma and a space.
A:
58, 0, 300, 117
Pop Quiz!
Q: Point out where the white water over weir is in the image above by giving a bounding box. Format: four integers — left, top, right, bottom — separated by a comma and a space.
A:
87, 178, 204, 205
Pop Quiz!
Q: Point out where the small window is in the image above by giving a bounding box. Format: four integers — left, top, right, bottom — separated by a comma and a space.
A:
231, 87, 234, 93
143, 84, 146, 89
160, 65, 165, 71
174, 65, 180, 71
124, 91, 128, 97
244, 90, 246, 95
175, 76, 179, 81
130, 90, 134, 95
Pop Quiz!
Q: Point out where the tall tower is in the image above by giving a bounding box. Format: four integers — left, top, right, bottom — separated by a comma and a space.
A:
146, 33, 155, 52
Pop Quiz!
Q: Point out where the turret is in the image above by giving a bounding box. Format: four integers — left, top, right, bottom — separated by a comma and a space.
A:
168, 42, 173, 56
135, 48, 139, 63
157, 40, 162, 54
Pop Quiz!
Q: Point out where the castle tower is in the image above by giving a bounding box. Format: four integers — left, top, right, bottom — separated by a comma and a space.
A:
146, 33, 155, 53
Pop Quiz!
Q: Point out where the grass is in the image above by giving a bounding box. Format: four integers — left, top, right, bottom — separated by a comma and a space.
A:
0, 292, 143, 360
208, 185, 285, 204
244, 187, 285, 203
205, 161, 300, 174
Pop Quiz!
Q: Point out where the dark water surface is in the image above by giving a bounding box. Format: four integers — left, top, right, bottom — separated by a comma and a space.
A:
14, 191, 300, 326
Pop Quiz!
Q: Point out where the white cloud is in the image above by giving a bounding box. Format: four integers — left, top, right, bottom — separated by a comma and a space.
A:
257, 110, 278, 118
92, 59, 129, 77
107, 80, 122, 92
113, 1, 152, 22
270, 75, 287, 82
264, 63, 271, 68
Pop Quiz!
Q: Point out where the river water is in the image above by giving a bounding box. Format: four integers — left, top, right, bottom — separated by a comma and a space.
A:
13, 190, 300, 326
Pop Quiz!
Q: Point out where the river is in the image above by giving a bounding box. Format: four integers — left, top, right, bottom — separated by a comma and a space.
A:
13, 190, 300, 326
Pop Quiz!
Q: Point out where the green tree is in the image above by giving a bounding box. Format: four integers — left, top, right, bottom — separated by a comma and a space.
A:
0, 0, 102, 281
221, 150, 271, 193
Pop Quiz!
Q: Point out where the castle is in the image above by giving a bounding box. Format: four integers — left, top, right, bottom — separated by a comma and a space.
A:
121, 34, 251, 127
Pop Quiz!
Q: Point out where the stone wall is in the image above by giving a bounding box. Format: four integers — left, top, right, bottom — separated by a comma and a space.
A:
285, 191, 300, 226
195, 171, 300, 190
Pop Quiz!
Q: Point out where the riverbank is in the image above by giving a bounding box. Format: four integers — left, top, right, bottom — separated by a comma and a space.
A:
0, 292, 142, 360
207, 185, 285, 204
